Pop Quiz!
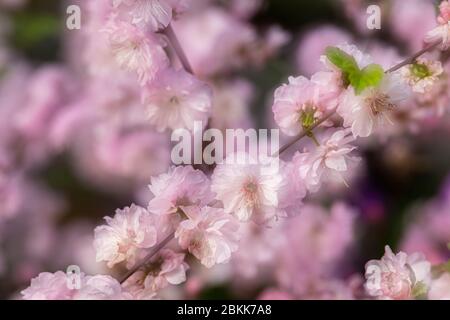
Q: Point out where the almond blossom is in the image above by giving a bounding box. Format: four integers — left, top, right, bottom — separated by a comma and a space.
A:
102, 18, 169, 84
338, 72, 410, 138
401, 57, 443, 94
272, 75, 338, 136
142, 68, 212, 132
292, 129, 359, 192
175, 206, 240, 268
425, 1, 450, 50
364, 246, 431, 300
123, 249, 188, 298
21, 271, 131, 300
147, 166, 215, 216
94, 204, 157, 269
113, 0, 189, 31
211, 152, 284, 224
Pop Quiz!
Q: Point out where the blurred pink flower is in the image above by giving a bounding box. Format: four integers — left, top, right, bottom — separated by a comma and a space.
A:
365, 246, 431, 300
258, 288, 294, 300
211, 152, 284, 224
123, 249, 188, 298
425, 22, 450, 50
147, 166, 215, 216
438, 1, 450, 25
338, 72, 410, 138
272, 75, 338, 136
94, 204, 157, 269
74, 275, 131, 300
175, 206, 240, 268
102, 18, 169, 84
292, 129, 359, 192
142, 68, 212, 132
21, 271, 73, 300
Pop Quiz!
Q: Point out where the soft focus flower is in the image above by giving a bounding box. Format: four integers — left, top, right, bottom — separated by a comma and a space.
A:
102, 18, 169, 84
272, 75, 338, 136
94, 204, 157, 269
425, 22, 450, 50
142, 68, 212, 132
428, 273, 450, 300
292, 129, 359, 192
211, 152, 284, 223
123, 249, 188, 298
438, 1, 450, 25
21, 271, 74, 300
22, 271, 130, 300
364, 246, 431, 300
175, 206, 240, 268
113, 0, 189, 31
147, 166, 215, 216
338, 72, 410, 138
401, 57, 443, 94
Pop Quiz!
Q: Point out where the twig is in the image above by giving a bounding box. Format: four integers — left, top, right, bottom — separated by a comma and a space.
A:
386, 41, 441, 73
119, 232, 175, 284
164, 24, 194, 74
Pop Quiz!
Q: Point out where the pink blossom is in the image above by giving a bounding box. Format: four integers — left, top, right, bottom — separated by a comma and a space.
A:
272, 75, 338, 137
365, 246, 431, 300
94, 204, 157, 269
102, 18, 169, 84
425, 22, 450, 50
142, 68, 212, 132
123, 249, 188, 298
21, 271, 74, 300
73, 275, 131, 300
438, 1, 450, 25
292, 129, 359, 192
147, 166, 215, 216
175, 206, 240, 268
338, 72, 410, 138
22, 271, 131, 300
211, 152, 284, 223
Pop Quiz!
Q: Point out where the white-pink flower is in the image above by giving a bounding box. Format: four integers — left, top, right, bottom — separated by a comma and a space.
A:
123, 249, 188, 298
175, 206, 240, 268
401, 57, 443, 94
337, 72, 410, 138
102, 18, 169, 84
272, 75, 338, 136
292, 129, 359, 192
21, 271, 130, 300
364, 246, 431, 300
211, 152, 284, 223
142, 68, 212, 132
113, 0, 188, 31
147, 166, 215, 216
21, 271, 74, 300
428, 273, 450, 300
425, 22, 450, 50
438, 1, 450, 25
94, 204, 157, 269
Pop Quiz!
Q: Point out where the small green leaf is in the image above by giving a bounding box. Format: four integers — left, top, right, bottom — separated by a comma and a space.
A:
325, 47, 359, 86
350, 64, 384, 95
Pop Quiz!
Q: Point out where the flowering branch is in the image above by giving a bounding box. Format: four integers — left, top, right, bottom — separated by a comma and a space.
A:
386, 41, 441, 73
164, 24, 194, 74
119, 232, 175, 284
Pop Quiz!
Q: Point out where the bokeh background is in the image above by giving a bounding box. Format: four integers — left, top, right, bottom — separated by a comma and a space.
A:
1, 0, 450, 299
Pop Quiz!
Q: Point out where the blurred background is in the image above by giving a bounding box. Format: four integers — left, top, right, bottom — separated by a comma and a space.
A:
1, 0, 450, 299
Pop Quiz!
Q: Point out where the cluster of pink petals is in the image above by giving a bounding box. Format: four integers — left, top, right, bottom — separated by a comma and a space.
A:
176, 206, 240, 268
94, 204, 157, 269
22, 271, 131, 300
365, 246, 431, 300
292, 129, 359, 192
123, 249, 188, 299
142, 68, 212, 132
272, 75, 338, 136
147, 166, 215, 216
425, 1, 450, 50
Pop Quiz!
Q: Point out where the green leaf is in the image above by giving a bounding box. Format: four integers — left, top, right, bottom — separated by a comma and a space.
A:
325, 47, 359, 85
350, 64, 384, 95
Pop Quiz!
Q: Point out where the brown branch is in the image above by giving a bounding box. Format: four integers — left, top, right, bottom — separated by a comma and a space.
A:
164, 24, 194, 74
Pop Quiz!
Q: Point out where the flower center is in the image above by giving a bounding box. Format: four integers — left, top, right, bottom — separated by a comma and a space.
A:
410, 63, 432, 79
365, 92, 395, 116
299, 102, 318, 130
